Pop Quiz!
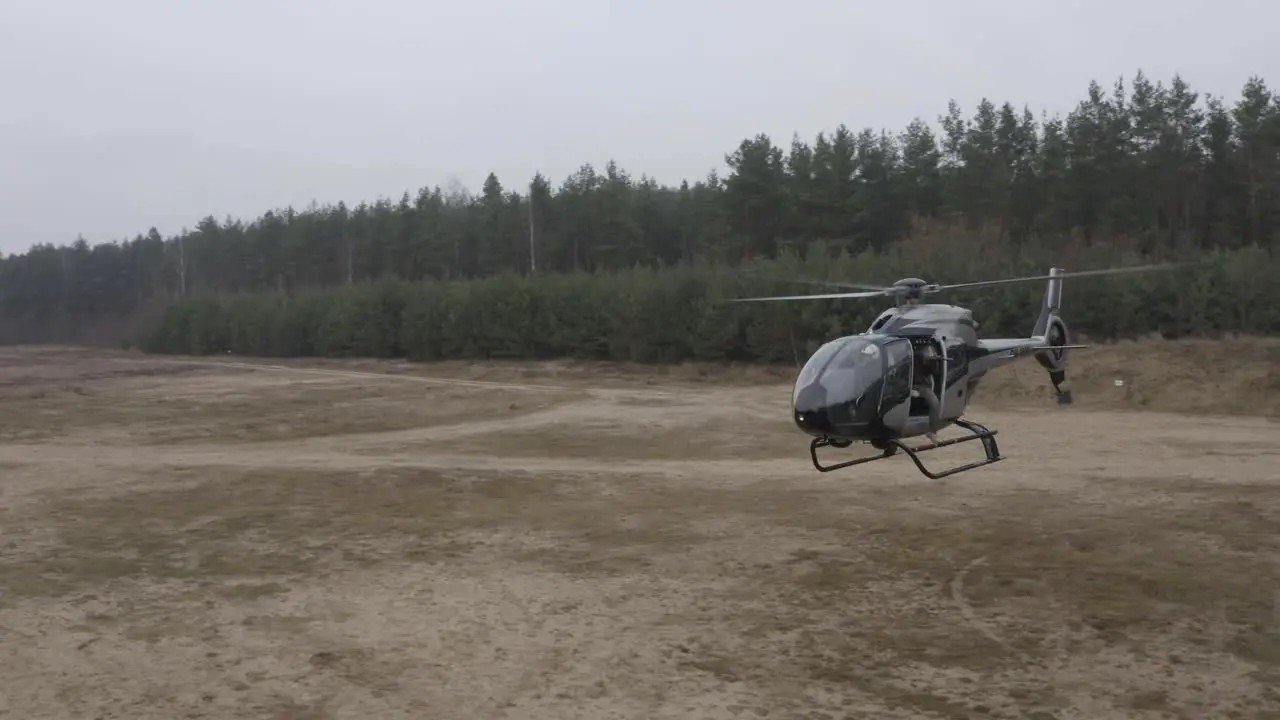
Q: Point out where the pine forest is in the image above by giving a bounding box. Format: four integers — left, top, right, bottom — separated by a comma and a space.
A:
3, 71, 1278, 364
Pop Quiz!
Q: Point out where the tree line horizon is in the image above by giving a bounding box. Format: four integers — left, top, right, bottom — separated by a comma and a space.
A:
1, 69, 1277, 361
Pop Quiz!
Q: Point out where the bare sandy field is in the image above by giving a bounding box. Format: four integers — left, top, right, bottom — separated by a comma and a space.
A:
0, 345, 1277, 720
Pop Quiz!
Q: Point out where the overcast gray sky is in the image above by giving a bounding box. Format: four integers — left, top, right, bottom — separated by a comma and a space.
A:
0, 0, 1273, 254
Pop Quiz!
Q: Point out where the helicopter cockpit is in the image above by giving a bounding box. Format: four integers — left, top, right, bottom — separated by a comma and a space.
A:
791, 335, 915, 439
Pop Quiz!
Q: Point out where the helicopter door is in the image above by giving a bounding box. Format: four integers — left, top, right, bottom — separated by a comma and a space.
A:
939, 336, 968, 420
905, 338, 945, 420
935, 339, 948, 419
881, 339, 913, 409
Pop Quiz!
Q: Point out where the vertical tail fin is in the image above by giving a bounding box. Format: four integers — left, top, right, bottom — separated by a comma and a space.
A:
1032, 267, 1064, 337
1032, 267, 1073, 404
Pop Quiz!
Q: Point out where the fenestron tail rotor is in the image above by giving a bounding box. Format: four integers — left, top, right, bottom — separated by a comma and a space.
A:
726, 262, 1189, 304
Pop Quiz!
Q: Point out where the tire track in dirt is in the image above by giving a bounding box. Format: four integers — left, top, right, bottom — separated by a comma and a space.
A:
950, 555, 1029, 661
308, 399, 614, 449
0, 440, 809, 480
143, 357, 788, 452
153, 358, 699, 402
158, 359, 567, 393
2, 357, 806, 495
309, 388, 784, 451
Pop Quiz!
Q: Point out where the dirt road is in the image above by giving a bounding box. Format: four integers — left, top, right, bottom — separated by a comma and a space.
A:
0, 347, 1277, 719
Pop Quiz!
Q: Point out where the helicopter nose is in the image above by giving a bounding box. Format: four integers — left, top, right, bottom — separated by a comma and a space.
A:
794, 407, 832, 436
793, 381, 877, 437
793, 383, 836, 433
794, 403, 874, 437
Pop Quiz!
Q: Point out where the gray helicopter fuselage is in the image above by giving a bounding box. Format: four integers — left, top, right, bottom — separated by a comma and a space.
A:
791, 298, 1069, 443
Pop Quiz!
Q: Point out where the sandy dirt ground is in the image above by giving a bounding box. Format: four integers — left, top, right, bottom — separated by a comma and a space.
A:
0, 346, 1277, 719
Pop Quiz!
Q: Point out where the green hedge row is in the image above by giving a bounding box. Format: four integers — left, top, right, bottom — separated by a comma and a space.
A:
137, 242, 1279, 363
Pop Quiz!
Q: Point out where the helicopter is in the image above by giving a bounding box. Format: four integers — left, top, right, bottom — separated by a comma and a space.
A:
729, 263, 1184, 479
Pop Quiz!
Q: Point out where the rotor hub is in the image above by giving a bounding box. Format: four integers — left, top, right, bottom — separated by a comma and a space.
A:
891, 277, 931, 304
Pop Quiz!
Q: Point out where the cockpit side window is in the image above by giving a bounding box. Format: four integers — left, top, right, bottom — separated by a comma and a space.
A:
882, 339, 912, 406
885, 339, 912, 367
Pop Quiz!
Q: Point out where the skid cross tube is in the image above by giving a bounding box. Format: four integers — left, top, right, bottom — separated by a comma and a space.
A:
809, 419, 1003, 479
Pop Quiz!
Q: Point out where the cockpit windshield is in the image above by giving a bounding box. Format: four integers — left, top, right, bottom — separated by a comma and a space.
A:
792, 337, 886, 411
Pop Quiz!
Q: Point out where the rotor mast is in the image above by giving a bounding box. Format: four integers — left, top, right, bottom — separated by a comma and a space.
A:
891, 278, 930, 306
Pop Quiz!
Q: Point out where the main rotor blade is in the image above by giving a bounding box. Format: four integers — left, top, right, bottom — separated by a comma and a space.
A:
794, 278, 891, 292
932, 262, 1190, 292
734, 269, 891, 293
727, 289, 890, 302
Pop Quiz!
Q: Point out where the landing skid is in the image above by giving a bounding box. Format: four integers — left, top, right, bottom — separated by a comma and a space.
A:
809, 419, 1003, 480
